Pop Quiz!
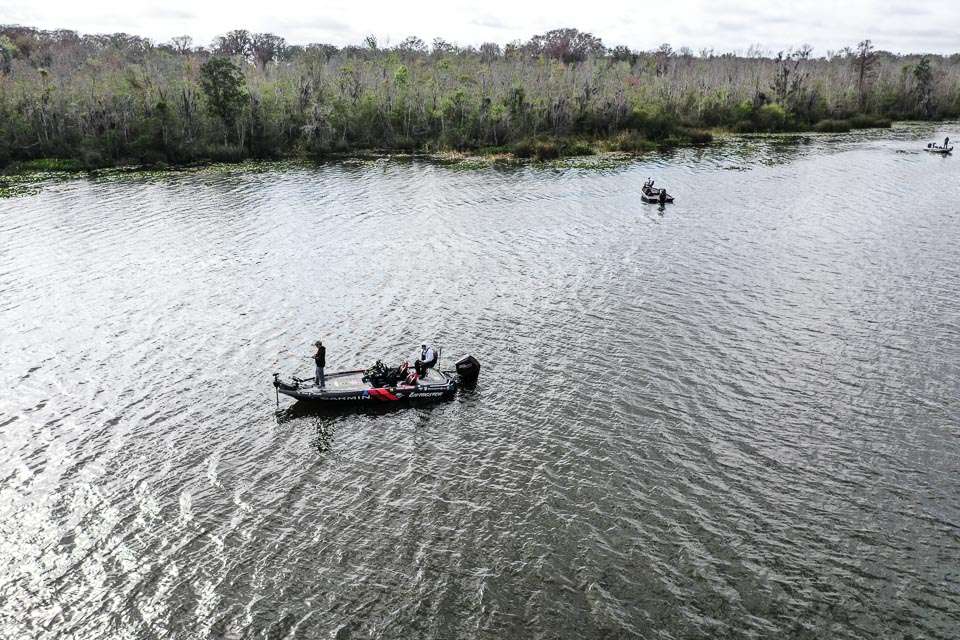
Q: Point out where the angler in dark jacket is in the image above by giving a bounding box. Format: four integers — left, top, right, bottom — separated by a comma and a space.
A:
313, 340, 326, 387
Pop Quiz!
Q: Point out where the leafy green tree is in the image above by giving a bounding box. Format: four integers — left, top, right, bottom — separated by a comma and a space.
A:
213, 30, 252, 58
199, 58, 247, 142
526, 28, 605, 63
250, 33, 286, 70
393, 65, 409, 88
756, 103, 788, 131
394, 36, 426, 55
0, 35, 17, 74
304, 43, 339, 61
609, 45, 635, 64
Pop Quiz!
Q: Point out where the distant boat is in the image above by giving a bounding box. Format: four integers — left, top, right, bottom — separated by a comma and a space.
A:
641, 178, 674, 204
925, 140, 953, 155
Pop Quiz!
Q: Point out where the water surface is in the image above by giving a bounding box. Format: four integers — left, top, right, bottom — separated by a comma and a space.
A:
1, 123, 959, 639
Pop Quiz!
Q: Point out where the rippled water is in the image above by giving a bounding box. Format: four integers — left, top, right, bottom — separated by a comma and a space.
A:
2, 123, 959, 639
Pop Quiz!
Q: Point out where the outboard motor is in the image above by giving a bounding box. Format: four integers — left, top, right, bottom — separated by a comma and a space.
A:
454, 355, 481, 386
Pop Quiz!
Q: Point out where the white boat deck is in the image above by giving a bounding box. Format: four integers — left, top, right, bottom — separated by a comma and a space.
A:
302, 367, 447, 391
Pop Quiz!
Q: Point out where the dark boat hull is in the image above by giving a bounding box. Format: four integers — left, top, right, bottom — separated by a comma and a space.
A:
276, 383, 457, 403
274, 368, 458, 403
641, 189, 674, 203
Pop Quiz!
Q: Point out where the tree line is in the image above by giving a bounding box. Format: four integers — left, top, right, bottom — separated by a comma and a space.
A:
1, 25, 958, 168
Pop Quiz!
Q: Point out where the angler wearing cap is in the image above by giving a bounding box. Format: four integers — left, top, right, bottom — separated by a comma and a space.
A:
414, 343, 437, 377
313, 339, 326, 387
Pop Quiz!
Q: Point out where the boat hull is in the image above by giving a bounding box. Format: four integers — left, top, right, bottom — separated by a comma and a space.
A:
274, 367, 458, 403
641, 192, 675, 203
277, 384, 457, 403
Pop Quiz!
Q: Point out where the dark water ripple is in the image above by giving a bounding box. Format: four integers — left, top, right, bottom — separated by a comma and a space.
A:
1, 123, 959, 639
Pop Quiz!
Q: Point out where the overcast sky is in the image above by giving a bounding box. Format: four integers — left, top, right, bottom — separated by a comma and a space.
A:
2, 0, 958, 55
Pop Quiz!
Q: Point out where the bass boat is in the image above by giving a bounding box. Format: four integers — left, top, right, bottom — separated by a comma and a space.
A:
273, 354, 480, 403
641, 178, 674, 204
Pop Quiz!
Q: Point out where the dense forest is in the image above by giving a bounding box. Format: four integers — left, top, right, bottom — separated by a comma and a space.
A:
1, 25, 959, 169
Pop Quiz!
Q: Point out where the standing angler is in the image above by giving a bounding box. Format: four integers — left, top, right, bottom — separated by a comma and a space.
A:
313, 340, 326, 388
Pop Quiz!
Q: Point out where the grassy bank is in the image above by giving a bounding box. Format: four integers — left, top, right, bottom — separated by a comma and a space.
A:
0, 131, 711, 173
1, 128, 720, 173
1, 115, 904, 174
0, 115, 909, 176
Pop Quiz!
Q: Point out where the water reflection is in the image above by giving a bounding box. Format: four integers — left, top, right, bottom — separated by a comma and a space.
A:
276, 400, 450, 453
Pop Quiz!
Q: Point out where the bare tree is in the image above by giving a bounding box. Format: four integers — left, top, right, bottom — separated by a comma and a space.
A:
479, 42, 500, 63
771, 46, 812, 106
854, 39, 877, 110
912, 56, 934, 117
432, 38, 456, 55
169, 35, 193, 54
653, 44, 673, 76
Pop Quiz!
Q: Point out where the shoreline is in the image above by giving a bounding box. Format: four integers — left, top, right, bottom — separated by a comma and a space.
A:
0, 135, 709, 176
0, 144, 677, 186
2, 116, 927, 179
0, 120, 950, 195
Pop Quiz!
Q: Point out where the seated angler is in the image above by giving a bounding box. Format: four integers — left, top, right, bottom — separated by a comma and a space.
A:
414, 343, 437, 377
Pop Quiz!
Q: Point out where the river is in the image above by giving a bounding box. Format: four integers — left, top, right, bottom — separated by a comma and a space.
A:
1, 123, 958, 639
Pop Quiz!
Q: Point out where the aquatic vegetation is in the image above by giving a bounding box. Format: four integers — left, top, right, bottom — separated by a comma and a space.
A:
849, 114, 893, 129
0, 170, 74, 197
513, 138, 595, 160
813, 119, 853, 133
0, 178, 43, 198
604, 131, 658, 153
